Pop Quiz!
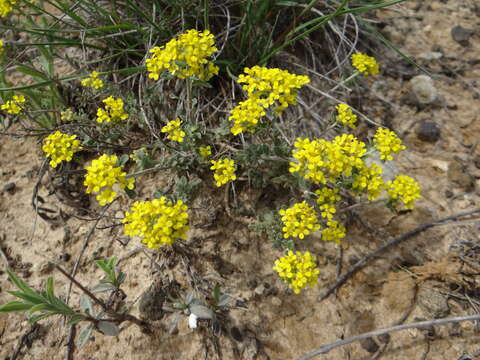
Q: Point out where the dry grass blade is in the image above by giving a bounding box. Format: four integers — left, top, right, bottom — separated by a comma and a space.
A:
298, 314, 480, 359
318, 208, 480, 302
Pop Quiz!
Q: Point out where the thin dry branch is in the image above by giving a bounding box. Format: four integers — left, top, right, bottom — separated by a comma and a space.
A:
298, 314, 480, 360
318, 208, 480, 302
65, 200, 115, 305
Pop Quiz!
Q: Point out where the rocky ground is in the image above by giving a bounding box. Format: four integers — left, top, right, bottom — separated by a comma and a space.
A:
1, 0, 480, 359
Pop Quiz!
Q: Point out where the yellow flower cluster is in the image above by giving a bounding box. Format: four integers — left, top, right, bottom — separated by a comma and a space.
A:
229, 97, 266, 135
123, 197, 190, 249
315, 187, 340, 219
336, 103, 357, 129
289, 134, 366, 184
42, 131, 82, 168
0, 0, 16, 17
81, 71, 104, 89
0, 39, 4, 55
238, 66, 310, 112
229, 66, 310, 135
1, 95, 26, 115
96, 96, 128, 123
352, 163, 385, 200
351, 53, 380, 76
83, 154, 135, 206
387, 175, 421, 209
279, 201, 320, 239
61, 108, 74, 122
161, 118, 185, 142
146, 29, 219, 81
210, 158, 236, 187
199, 145, 212, 159
321, 220, 346, 244
373, 128, 406, 161
273, 250, 320, 294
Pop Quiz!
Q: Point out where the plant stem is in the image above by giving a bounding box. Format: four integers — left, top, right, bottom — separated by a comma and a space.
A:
329, 71, 360, 92
186, 77, 193, 123
299, 314, 480, 359
126, 165, 173, 178
55, 264, 108, 310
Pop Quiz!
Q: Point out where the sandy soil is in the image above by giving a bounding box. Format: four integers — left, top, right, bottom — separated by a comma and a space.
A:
1, 0, 480, 359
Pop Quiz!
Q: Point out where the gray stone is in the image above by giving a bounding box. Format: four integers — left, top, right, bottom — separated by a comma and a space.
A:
448, 161, 475, 192
410, 75, 437, 104
417, 121, 441, 142
2, 182, 16, 194
451, 25, 474, 46
418, 285, 450, 318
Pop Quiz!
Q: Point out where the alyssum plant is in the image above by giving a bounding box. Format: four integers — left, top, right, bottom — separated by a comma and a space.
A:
0, 28, 421, 297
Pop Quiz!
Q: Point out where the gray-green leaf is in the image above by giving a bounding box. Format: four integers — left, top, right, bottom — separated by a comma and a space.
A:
77, 324, 93, 348
189, 304, 214, 320
97, 321, 120, 336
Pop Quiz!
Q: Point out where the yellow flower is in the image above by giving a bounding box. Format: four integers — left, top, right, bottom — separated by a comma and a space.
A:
83, 154, 135, 206
373, 128, 406, 161
60, 108, 74, 122
229, 97, 266, 135
1, 94, 26, 115
289, 134, 366, 184
146, 29, 218, 81
351, 53, 380, 76
273, 250, 320, 294
123, 197, 190, 249
279, 201, 320, 239
161, 118, 185, 142
229, 66, 310, 135
336, 103, 357, 129
315, 187, 340, 219
96, 96, 128, 123
0, 39, 4, 55
387, 175, 421, 209
0, 0, 16, 17
321, 220, 346, 244
81, 71, 104, 89
199, 145, 212, 159
352, 163, 385, 200
42, 131, 82, 168
210, 158, 236, 187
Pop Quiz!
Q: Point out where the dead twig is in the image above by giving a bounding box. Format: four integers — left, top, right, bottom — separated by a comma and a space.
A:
318, 208, 480, 302
65, 200, 115, 305
298, 314, 480, 360
10, 323, 40, 360
0, 245, 9, 268
65, 324, 76, 360
62, 201, 115, 359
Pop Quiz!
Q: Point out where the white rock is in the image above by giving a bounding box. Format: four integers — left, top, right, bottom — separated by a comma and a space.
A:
410, 75, 437, 104
188, 313, 198, 329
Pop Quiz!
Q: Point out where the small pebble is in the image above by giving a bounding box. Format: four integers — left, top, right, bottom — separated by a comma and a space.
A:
2, 182, 16, 194
359, 338, 379, 353
60, 253, 71, 262
451, 25, 474, 46
410, 75, 437, 104
230, 326, 243, 342
417, 121, 441, 142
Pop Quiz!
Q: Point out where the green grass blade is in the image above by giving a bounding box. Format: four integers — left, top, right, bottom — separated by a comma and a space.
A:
0, 301, 33, 313
361, 20, 432, 77
7, 291, 44, 305
16, 65, 49, 81
6, 269, 38, 296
